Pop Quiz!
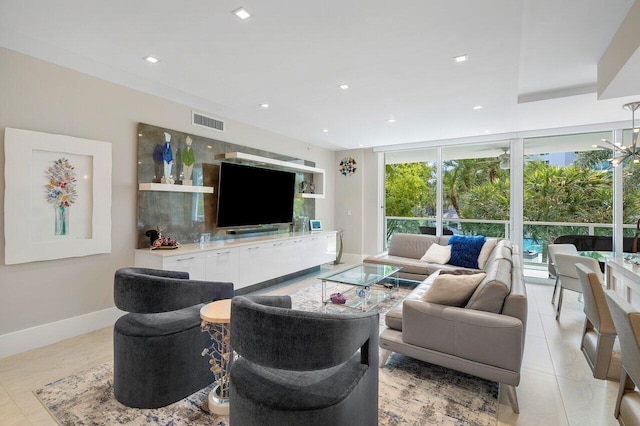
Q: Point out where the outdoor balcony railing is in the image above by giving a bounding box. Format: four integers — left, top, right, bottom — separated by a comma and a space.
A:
386, 216, 637, 269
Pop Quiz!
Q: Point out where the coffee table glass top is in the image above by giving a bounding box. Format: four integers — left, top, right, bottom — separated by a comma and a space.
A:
320, 263, 402, 287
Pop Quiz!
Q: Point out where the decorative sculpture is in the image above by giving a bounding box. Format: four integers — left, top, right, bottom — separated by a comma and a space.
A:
182, 136, 195, 185
162, 132, 174, 184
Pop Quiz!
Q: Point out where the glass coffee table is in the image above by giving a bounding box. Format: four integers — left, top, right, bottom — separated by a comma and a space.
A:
319, 263, 402, 312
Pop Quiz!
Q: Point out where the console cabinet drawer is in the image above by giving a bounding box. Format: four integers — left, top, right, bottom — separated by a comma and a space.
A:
205, 248, 239, 284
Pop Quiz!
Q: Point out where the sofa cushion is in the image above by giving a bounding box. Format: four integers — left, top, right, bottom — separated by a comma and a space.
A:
465, 258, 512, 313
420, 244, 451, 264
497, 239, 513, 251
387, 233, 447, 259
483, 244, 512, 270
385, 271, 441, 331
439, 269, 483, 276
477, 238, 498, 269
422, 273, 486, 307
448, 235, 486, 269
365, 255, 440, 276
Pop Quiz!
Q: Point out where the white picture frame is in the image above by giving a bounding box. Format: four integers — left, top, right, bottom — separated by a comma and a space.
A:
310, 219, 322, 231
4, 128, 112, 264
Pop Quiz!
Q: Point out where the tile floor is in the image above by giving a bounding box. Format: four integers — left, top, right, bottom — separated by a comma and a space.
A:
0, 263, 623, 425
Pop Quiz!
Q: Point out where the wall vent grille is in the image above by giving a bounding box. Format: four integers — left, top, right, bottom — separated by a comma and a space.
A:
192, 111, 225, 132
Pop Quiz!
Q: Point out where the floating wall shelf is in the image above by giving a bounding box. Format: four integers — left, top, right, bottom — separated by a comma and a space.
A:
139, 183, 214, 194
296, 193, 323, 199
216, 152, 325, 198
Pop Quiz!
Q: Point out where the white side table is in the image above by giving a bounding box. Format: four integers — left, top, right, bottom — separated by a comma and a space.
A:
200, 299, 232, 415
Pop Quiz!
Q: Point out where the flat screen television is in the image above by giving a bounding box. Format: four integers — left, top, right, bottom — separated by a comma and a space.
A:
216, 162, 296, 228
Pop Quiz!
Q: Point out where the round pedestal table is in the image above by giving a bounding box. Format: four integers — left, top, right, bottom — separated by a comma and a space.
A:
200, 299, 232, 416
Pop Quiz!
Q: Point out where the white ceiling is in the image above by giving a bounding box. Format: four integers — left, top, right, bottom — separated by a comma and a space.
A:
1, 0, 640, 151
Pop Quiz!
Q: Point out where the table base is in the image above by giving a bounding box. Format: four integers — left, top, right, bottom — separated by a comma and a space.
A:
208, 385, 229, 415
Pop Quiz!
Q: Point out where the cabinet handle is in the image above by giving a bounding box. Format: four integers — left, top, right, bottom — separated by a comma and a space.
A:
312, 237, 318, 240
214, 251, 231, 256
294, 240, 303, 243
248, 246, 261, 250
177, 256, 195, 261
272, 242, 283, 246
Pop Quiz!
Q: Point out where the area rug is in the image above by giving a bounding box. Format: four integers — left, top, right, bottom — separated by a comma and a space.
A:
35, 281, 498, 426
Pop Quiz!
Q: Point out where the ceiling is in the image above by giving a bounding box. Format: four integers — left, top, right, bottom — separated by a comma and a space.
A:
2, 0, 640, 151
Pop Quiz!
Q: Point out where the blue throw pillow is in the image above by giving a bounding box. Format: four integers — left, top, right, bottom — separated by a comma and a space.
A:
448, 235, 486, 269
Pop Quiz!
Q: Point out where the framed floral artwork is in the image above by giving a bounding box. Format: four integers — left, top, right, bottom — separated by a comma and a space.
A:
4, 128, 112, 264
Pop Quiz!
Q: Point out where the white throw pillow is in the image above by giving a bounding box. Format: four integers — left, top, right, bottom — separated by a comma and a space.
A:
420, 244, 451, 264
477, 238, 498, 269
421, 273, 487, 306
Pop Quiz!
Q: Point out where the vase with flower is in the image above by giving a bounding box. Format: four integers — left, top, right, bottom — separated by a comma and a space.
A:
45, 158, 77, 236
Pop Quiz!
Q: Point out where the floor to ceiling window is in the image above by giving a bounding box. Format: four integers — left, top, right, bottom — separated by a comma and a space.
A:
441, 142, 510, 238
521, 132, 614, 268
383, 142, 512, 247
384, 148, 437, 242
380, 126, 639, 273
621, 128, 640, 236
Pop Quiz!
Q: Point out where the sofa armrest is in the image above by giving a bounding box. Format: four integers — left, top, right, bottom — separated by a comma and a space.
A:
402, 299, 524, 372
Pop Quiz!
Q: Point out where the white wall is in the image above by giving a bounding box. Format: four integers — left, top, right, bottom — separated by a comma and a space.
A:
0, 47, 335, 357
334, 148, 381, 258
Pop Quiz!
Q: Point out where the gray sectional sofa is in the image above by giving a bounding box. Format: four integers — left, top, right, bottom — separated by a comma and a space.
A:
367, 233, 527, 413
364, 233, 478, 281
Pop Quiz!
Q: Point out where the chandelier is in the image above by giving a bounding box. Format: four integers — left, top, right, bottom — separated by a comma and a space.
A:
598, 102, 640, 168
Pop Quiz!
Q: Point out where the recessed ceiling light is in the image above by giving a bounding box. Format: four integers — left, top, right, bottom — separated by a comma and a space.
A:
233, 7, 252, 20
339, 84, 349, 90
387, 118, 396, 123
207, 145, 212, 149
143, 56, 159, 64
454, 54, 468, 63
260, 103, 269, 108
359, 144, 364, 147
473, 105, 483, 110
322, 129, 329, 133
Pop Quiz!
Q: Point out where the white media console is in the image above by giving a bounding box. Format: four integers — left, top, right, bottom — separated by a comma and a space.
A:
134, 231, 337, 290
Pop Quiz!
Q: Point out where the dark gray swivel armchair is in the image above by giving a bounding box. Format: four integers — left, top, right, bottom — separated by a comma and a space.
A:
113, 267, 233, 408
229, 295, 379, 426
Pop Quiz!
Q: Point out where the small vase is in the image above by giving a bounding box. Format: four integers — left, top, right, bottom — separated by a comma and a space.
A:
55, 205, 69, 236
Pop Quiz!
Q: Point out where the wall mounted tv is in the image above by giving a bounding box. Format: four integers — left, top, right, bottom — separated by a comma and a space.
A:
216, 162, 296, 228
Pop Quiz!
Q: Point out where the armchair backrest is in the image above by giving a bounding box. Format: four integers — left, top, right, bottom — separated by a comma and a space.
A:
230, 295, 379, 371
576, 264, 615, 335
114, 267, 233, 313
548, 244, 578, 266
605, 290, 640, 385
554, 254, 603, 293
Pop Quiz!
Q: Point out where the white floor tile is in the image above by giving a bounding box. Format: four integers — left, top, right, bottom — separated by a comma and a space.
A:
522, 334, 555, 375
556, 375, 619, 426
498, 367, 568, 426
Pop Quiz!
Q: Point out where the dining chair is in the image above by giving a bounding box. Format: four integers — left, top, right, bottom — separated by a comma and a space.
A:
554, 253, 603, 320
547, 244, 578, 305
604, 290, 640, 425
575, 264, 621, 380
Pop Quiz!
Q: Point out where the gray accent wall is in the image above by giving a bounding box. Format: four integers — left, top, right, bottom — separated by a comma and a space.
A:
0, 47, 335, 350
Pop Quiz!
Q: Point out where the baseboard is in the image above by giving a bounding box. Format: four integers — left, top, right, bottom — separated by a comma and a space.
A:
0, 307, 123, 359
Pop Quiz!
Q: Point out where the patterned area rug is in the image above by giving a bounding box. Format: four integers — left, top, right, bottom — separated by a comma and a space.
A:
35, 281, 498, 425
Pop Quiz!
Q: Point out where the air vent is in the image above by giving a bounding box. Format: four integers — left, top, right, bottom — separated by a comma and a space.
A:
192, 111, 225, 132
